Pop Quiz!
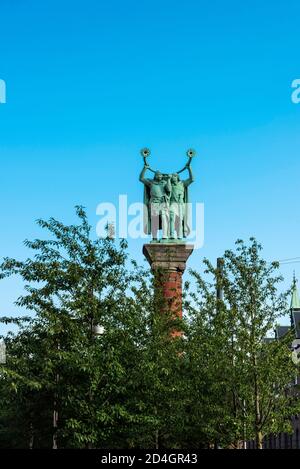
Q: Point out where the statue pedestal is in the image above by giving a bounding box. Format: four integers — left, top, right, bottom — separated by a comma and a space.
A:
143, 243, 194, 333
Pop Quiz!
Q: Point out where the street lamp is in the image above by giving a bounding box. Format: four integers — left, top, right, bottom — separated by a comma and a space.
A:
92, 324, 105, 337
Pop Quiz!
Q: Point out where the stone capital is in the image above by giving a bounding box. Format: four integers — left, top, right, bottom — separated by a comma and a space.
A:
143, 243, 194, 273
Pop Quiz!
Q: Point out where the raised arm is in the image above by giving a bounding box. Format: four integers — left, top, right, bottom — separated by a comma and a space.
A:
139, 165, 151, 187
183, 165, 194, 187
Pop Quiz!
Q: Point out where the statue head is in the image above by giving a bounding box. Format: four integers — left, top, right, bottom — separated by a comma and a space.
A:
171, 173, 180, 184
154, 171, 163, 182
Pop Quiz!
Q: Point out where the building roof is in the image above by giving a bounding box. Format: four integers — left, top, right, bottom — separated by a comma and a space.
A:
275, 325, 291, 339
291, 274, 300, 309
292, 311, 300, 339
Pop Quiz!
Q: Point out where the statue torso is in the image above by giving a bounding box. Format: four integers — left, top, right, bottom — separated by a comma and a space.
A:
150, 181, 167, 201
171, 181, 185, 203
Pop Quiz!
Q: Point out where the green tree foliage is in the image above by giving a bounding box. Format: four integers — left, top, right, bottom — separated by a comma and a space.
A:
0, 208, 186, 448
0, 213, 298, 449
0, 207, 145, 447
186, 238, 300, 448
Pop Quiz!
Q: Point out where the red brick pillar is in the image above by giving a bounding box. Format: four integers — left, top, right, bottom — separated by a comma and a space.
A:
143, 243, 194, 333
162, 270, 183, 317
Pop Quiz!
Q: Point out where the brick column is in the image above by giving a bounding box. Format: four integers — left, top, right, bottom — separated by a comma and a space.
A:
143, 244, 194, 333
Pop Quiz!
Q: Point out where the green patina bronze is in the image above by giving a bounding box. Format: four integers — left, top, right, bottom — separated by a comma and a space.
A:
291, 274, 300, 309
139, 148, 195, 242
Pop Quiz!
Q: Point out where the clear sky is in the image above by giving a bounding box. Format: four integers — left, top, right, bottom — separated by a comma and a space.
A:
0, 0, 299, 325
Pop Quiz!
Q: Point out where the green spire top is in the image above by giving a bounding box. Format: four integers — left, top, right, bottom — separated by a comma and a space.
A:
291, 273, 300, 309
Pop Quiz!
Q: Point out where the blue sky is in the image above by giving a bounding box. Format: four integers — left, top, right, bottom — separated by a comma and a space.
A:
0, 0, 300, 324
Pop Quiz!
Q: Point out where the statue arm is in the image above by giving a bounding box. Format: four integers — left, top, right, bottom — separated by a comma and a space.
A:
183, 166, 194, 186
139, 166, 151, 187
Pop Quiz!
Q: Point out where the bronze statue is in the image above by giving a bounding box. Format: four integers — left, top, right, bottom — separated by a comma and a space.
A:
139, 148, 195, 242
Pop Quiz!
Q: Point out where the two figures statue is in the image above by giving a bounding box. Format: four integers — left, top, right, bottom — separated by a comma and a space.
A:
139, 148, 195, 242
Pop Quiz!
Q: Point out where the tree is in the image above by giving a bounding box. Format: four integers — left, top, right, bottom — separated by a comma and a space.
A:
0, 207, 192, 449
0, 207, 154, 448
194, 238, 300, 448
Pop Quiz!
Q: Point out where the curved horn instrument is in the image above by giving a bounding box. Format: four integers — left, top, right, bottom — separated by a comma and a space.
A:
140, 148, 156, 173
140, 148, 196, 176
177, 149, 196, 174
